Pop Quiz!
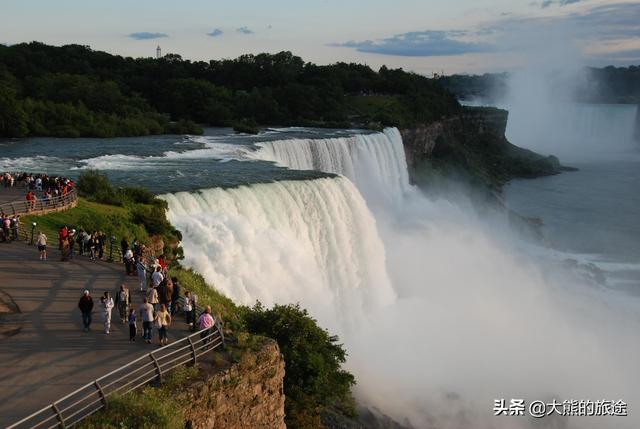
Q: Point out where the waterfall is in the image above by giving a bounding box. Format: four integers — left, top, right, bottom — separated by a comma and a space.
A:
163, 177, 395, 332
248, 128, 411, 206
164, 127, 640, 429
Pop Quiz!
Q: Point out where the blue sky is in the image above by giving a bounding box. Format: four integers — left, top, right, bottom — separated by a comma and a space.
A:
1, 0, 639, 74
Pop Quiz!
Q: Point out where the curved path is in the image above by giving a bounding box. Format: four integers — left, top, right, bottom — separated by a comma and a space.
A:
0, 243, 191, 426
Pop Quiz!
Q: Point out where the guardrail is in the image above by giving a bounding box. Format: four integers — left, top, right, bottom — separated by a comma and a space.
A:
7, 326, 224, 429
0, 189, 77, 217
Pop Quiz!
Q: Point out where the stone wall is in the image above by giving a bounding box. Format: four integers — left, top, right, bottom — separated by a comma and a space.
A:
177, 339, 286, 429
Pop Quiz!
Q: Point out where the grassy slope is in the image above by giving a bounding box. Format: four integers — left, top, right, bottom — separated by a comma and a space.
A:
23, 197, 148, 243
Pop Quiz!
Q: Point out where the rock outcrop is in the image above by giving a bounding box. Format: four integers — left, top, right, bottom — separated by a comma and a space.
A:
177, 339, 286, 429
401, 106, 563, 190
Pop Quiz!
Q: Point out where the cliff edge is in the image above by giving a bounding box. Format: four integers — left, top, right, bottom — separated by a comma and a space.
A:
401, 106, 563, 191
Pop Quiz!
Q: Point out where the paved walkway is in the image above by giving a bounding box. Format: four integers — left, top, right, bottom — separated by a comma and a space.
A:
0, 242, 191, 426
0, 187, 28, 204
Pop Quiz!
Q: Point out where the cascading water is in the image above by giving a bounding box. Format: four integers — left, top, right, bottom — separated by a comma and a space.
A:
165, 128, 640, 429
248, 127, 411, 207
163, 177, 395, 334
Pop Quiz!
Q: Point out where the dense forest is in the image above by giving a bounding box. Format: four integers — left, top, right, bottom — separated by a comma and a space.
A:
0, 42, 460, 138
440, 66, 640, 104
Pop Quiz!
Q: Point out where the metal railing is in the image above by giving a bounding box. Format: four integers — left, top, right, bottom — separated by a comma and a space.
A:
0, 189, 77, 217
7, 326, 224, 429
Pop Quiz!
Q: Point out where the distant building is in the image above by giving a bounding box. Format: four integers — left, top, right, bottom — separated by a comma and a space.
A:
156, 45, 162, 59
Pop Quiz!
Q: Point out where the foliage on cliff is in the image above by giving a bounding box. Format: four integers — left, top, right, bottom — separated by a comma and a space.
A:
242, 302, 356, 428
0, 42, 460, 137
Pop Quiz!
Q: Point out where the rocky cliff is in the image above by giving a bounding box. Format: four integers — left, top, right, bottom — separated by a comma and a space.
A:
177, 339, 286, 429
401, 106, 562, 191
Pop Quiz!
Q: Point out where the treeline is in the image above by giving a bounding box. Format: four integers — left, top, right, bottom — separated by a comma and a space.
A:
440, 65, 640, 104
0, 42, 460, 138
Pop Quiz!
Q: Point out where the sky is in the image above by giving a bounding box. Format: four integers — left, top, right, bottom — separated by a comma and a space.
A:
1, 0, 639, 75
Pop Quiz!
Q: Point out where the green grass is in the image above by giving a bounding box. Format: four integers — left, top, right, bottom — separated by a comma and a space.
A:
77, 386, 184, 429
23, 197, 149, 244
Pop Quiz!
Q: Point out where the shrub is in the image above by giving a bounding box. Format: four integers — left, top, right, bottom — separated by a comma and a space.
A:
241, 303, 356, 425
232, 118, 259, 134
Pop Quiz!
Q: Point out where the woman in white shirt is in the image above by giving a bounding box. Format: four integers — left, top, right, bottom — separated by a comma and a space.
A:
100, 291, 114, 334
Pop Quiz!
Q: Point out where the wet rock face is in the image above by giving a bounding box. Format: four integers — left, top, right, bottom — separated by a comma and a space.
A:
177, 339, 286, 429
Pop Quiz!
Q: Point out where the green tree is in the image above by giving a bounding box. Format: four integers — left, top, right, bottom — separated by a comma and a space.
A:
242, 303, 356, 427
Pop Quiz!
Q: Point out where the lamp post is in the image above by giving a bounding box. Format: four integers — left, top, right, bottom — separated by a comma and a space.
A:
30, 222, 37, 245
107, 236, 115, 263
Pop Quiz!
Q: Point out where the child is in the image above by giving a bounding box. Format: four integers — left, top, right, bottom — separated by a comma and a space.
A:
128, 308, 137, 341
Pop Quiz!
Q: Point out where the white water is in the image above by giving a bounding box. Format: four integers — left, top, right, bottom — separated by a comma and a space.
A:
74, 138, 249, 170
165, 128, 640, 428
163, 177, 395, 333
248, 128, 411, 207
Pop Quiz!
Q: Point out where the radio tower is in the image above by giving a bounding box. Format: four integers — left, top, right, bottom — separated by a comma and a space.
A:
156, 45, 162, 59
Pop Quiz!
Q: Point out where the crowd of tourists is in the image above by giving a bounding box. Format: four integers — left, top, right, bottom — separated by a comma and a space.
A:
2, 172, 218, 347
74, 237, 217, 346
34, 227, 111, 262
2, 171, 75, 195
0, 172, 75, 243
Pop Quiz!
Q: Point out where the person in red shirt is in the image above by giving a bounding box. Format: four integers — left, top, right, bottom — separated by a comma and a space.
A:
26, 191, 35, 211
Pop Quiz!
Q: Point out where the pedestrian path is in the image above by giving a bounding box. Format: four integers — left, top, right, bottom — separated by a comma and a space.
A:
0, 243, 192, 426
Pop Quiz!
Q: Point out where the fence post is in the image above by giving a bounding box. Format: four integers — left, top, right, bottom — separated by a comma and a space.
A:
188, 335, 197, 365
51, 403, 66, 429
149, 353, 163, 382
94, 380, 108, 407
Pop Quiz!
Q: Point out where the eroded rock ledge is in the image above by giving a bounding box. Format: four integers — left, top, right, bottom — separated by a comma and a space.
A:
401, 106, 564, 190
178, 339, 286, 429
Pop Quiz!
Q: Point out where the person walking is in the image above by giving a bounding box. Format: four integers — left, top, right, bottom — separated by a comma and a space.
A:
115, 284, 130, 323
60, 236, 69, 262
120, 236, 129, 263
128, 308, 137, 341
78, 290, 94, 332
124, 248, 134, 275
88, 233, 97, 261
170, 277, 181, 317
154, 304, 171, 346
147, 286, 159, 312
36, 231, 47, 260
151, 266, 164, 289
197, 305, 216, 349
139, 297, 154, 343
100, 291, 114, 334
136, 257, 147, 292
68, 228, 75, 259
184, 290, 193, 328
